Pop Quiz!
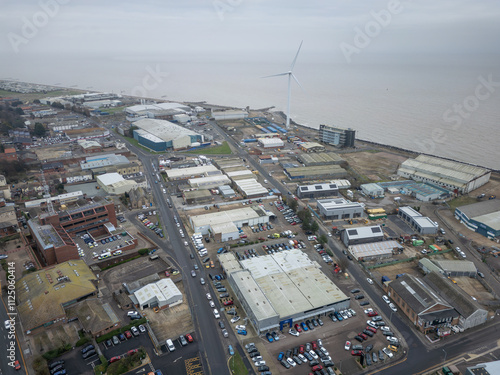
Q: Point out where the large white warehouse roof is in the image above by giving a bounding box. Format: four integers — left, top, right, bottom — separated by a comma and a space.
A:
134, 118, 200, 143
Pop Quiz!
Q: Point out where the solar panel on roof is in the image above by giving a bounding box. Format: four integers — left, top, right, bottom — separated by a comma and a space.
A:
315, 185, 323, 189
348, 229, 358, 235
329, 184, 337, 189
301, 187, 309, 191
371, 227, 382, 233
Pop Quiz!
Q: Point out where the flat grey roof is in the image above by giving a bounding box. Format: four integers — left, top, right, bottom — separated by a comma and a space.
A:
134, 118, 200, 143
349, 240, 402, 259
240, 250, 348, 318
457, 199, 500, 220
345, 225, 384, 240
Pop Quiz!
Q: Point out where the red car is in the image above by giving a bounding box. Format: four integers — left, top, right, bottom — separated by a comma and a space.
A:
14, 361, 21, 370
127, 349, 138, 356
124, 330, 132, 339
368, 311, 379, 317
109, 356, 121, 363
351, 350, 363, 356
299, 345, 305, 354
311, 365, 323, 371
366, 326, 377, 334
311, 340, 318, 350
165, 271, 170, 277
186, 333, 194, 343
223, 300, 234, 306
359, 333, 368, 340
294, 323, 302, 332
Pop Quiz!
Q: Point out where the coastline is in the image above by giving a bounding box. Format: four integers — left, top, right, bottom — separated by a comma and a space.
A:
1, 79, 498, 173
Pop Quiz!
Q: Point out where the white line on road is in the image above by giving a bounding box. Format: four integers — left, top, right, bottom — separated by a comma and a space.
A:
173, 356, 183, 363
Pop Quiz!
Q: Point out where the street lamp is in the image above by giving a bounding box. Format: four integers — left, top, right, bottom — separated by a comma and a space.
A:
442, 348, 447, 363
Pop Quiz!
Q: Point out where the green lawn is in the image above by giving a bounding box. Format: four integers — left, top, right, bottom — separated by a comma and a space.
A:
447, 196, 478, 211
229, 351, 247, 375
187, 141, 232, 155
99, 106, 125, 114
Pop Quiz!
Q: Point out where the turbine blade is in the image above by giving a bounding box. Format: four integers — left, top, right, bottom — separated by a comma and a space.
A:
291, 73, 304, 92
262, 72, 290, 79
290, 40, 303, 71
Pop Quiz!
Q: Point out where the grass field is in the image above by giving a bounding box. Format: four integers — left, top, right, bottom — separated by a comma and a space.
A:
187, 141, 232, 155
229, 351, 247, 375
447, 196, 478, 211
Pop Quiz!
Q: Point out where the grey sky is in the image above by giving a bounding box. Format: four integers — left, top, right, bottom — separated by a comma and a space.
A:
2, 0, 500, 63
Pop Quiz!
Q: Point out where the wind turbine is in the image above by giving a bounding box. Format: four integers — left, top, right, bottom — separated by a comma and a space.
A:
263, 41, 303, 129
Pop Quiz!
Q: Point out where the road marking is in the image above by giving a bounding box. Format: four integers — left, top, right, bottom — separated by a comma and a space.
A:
173, 356, 183, 363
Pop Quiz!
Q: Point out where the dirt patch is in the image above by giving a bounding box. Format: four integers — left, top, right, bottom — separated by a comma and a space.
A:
29, 322, 81, 356
147, 283, 194, 344
454, 276, 495, 301
342, 151, 408, 181
100, 256, 170, 293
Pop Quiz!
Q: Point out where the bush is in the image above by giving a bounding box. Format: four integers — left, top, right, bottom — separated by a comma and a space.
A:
75, 336, 91, 347
42, 343, 72, 361
138, 249, 149, 256
94, 355, 108, 375
96, 318, 147, 343
32, 356, 49, 375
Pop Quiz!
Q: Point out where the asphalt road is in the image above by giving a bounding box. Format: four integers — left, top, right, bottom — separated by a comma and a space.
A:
105, 120, 500, 375
0, 296, 27, 375
106, 128, 231, 375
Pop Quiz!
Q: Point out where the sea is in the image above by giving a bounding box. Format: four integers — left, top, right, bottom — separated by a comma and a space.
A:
4, 53, 500, 169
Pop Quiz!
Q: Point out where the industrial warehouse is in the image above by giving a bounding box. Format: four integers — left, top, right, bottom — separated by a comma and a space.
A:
296, 183, 339, 199
189, 206, 270, 242
133, 118, 204, 151
317, 198, 365, 220
398, 206, 439, 235
218, 250, 350, 334
455, 199, 500, 238
397, 155, 491, 194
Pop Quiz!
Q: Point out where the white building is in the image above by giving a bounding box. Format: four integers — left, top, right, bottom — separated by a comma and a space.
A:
360, 183, 384, 198
189, 206, 269, 239
188, 175, 231, 189
317, 198, 365, 220
166, 165, 220, 180
397, 155, 490, 194
398, 206, 439, 235
97, 173, 137, 195
233, 178, 269, 198
211, 109, 248, 121
133, 278, 183, 310
258, 138, 284, 148
219, 250, 349, 334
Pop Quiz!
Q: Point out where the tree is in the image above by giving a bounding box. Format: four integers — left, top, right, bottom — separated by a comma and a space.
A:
33, 99, 40, 104
297, 209, 311, 222
338, 257, 349, 272
55, 183, 65, 194
14, 107, 24, 115
311, 221, 319, 233
33, 123, 46, 137
288, 199, 298, 212
302, 220, 311, 231
318, 235, 328, 245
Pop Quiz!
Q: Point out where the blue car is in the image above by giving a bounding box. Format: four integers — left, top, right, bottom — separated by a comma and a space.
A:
277, 352, 284, 361
53, 371, 66, 375
301, 322, 308, 331
237, 329, 247, 336
228, 345, 234, 355
154, 371, 163, 375
335, 312, 343, 321
266, 332, 274, 343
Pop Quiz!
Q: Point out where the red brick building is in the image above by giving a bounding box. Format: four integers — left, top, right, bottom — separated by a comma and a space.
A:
28, 199, 118, 266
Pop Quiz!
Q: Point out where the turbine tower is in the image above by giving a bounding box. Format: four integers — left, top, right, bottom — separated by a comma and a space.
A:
263, 41, 303, 129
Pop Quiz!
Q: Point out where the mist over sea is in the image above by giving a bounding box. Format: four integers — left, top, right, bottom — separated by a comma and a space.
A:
4, 53, 499, 169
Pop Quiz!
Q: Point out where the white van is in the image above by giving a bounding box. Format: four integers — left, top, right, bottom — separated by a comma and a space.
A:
213, 309, 220, 319
166, 339, 175, 352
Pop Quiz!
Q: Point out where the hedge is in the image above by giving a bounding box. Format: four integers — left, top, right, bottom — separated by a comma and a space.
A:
75, 336, 91, 347
42, 343, 72, 361
96, 318, 147, 343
